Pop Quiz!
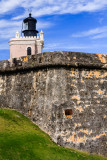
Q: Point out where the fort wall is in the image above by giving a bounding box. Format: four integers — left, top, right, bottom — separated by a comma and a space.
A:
0, 51, 107, 156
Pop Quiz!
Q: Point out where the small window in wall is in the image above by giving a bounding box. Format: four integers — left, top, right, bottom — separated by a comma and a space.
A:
65, 109, 73, 119
27, 47, 31, 55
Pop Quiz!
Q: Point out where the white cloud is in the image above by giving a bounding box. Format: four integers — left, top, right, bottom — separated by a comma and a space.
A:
44, 42, 91, 50
0, 0, 107, 17
92, 33, 107, 39
0, 20, 21, 29
72, 26, 107, 39
0, 0, 23, 14
44, 41, 107, 54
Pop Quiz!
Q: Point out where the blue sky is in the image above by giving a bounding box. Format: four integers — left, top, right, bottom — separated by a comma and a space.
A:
0, 0, 107, 60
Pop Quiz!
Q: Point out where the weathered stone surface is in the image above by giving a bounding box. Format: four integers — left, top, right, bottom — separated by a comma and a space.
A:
0, 51, 107, 157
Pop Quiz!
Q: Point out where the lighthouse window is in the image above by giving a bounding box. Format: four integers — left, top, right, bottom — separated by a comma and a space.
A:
24, 22, 28, 30
27, 47, 31, 55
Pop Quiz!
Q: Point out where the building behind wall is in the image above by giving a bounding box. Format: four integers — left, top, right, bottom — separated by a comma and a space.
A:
9, 13, 44, 59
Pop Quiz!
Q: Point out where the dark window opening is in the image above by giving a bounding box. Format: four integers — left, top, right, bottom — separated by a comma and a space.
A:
27, 47, 31, 55
65, 109, 73, 119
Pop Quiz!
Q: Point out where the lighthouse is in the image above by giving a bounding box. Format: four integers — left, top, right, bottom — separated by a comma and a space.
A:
9, 13, 44, 59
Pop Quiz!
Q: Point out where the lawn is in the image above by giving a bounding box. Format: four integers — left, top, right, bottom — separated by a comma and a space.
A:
0, 108, 106, 160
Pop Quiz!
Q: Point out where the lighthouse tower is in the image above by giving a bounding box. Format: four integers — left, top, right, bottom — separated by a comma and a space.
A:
9, 13, 44, 59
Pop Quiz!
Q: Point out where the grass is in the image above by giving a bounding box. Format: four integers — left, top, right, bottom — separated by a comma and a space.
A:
0, 108, 106, 160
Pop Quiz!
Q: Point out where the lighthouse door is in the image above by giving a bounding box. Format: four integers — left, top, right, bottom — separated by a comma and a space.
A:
27, 47, 31, 55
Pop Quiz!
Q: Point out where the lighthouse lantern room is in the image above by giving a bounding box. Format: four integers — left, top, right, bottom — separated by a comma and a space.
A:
22, 13, 38, 37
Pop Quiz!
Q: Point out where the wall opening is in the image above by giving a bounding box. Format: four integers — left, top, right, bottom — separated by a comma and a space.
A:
27, 47, 31, 55
28, 109, 32, 117
65, 109, 73, 119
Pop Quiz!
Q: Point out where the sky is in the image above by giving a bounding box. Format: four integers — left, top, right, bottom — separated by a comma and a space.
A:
0, 0, 107, 60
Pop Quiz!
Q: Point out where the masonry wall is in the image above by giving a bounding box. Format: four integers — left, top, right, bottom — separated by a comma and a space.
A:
0, 51, 107, 156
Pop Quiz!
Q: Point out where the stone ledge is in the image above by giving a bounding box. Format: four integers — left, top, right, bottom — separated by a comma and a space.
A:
0, 51, 107, 73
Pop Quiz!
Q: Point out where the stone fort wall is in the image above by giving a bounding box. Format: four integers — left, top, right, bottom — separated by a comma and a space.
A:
0, 51, 107, 156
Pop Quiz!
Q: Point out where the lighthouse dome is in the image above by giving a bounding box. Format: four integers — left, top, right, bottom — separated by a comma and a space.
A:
23, 13, 37, 23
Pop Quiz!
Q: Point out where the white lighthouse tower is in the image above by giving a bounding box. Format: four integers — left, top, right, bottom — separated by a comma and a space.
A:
9, 13, 44, 59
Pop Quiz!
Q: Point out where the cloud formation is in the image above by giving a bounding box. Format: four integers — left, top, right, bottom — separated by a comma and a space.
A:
72, 26, 107, 39
0, 0, 107, 18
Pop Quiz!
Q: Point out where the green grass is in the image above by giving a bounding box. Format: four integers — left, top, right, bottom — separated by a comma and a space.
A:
0, 108, 106, 160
